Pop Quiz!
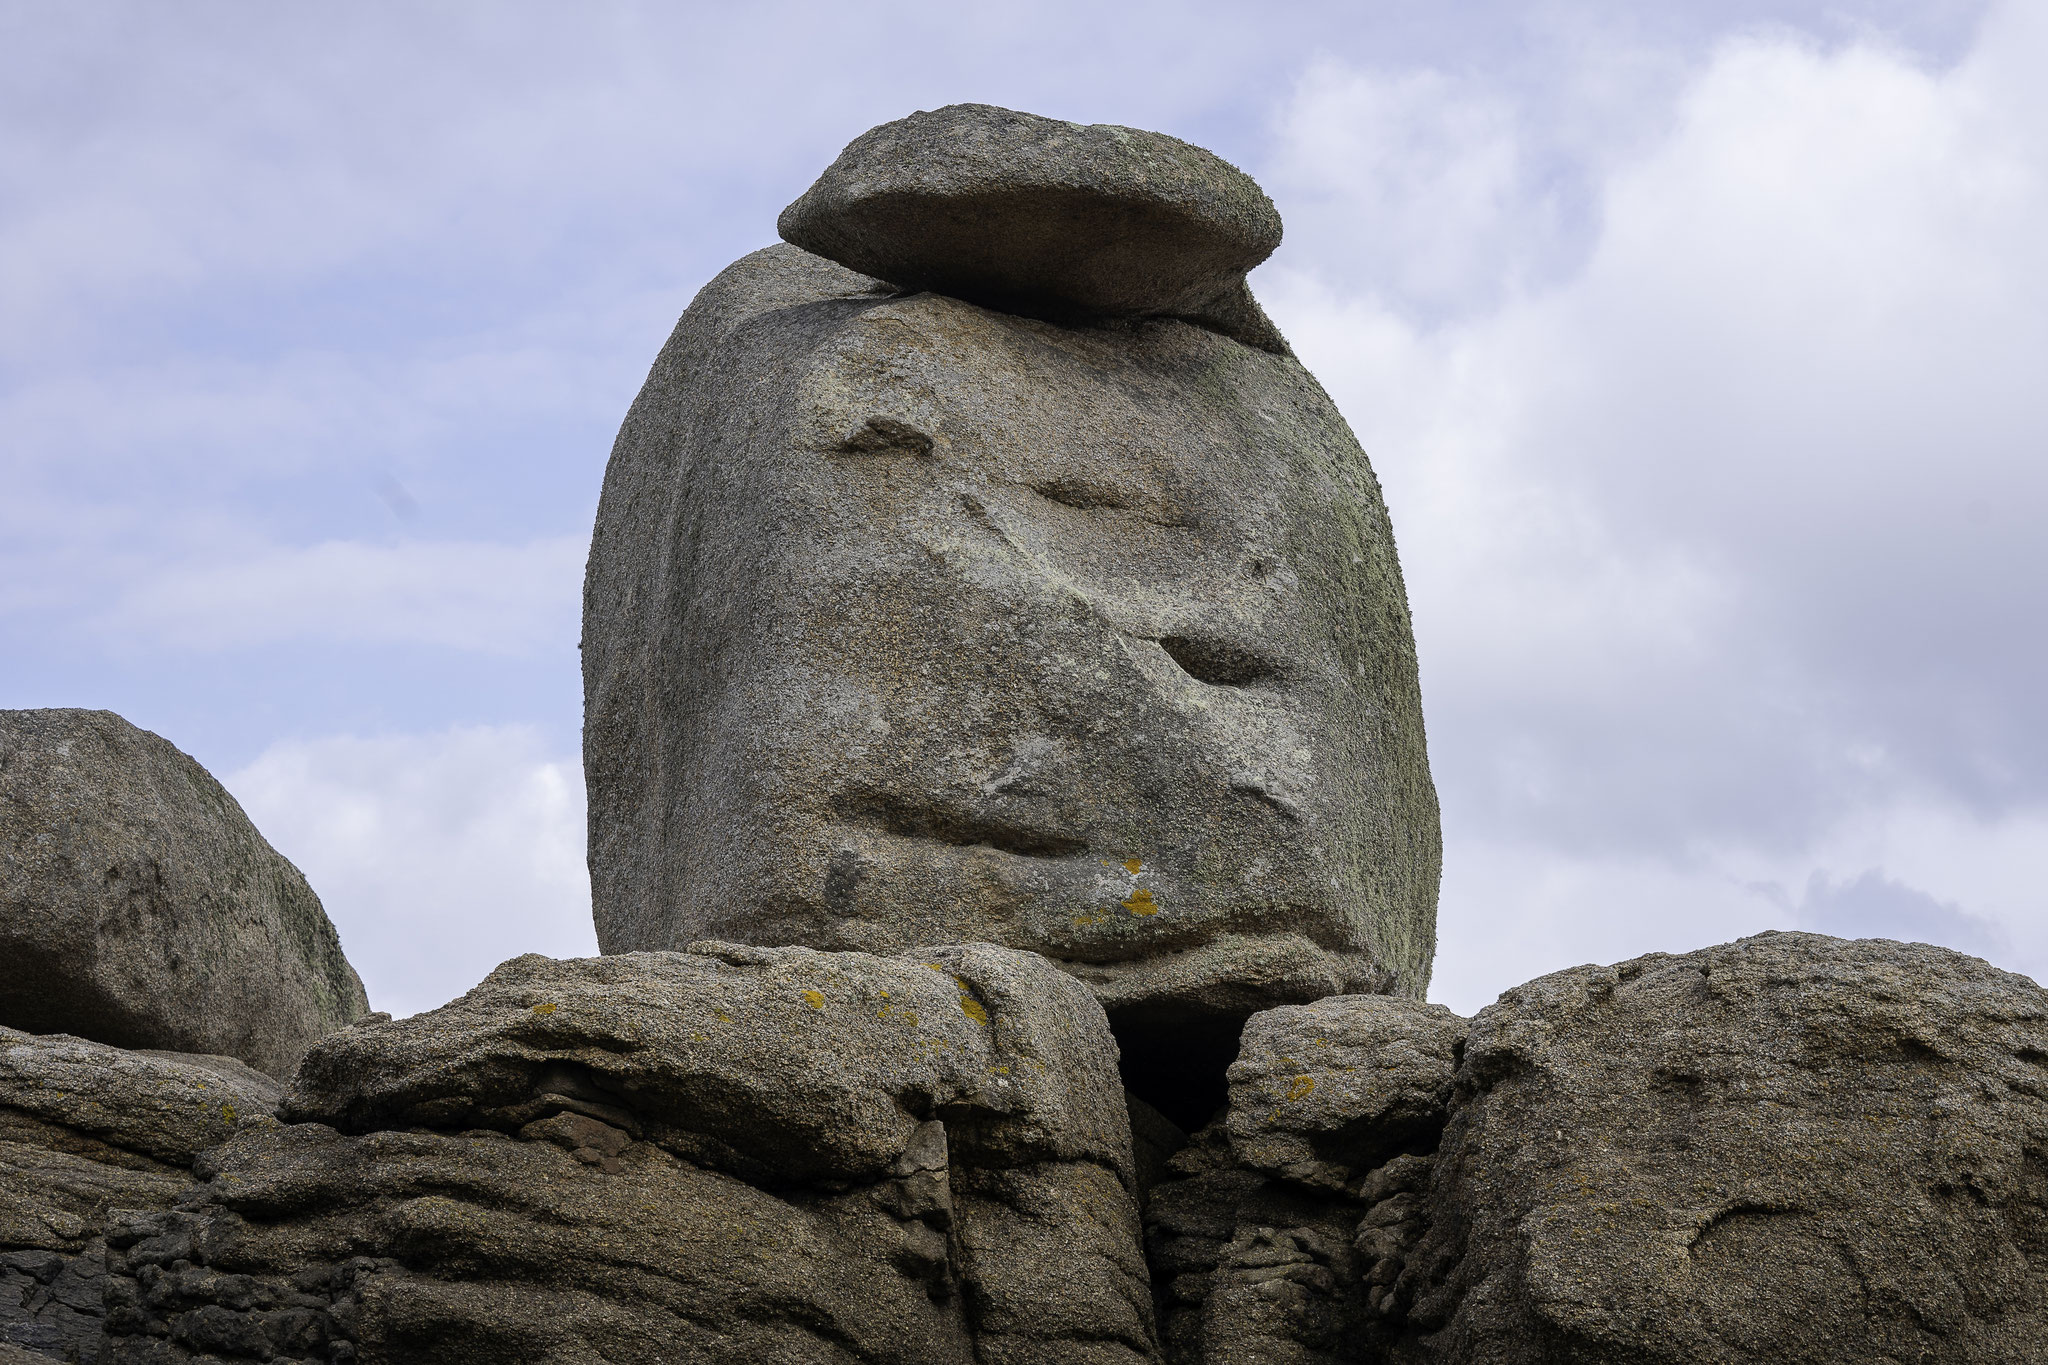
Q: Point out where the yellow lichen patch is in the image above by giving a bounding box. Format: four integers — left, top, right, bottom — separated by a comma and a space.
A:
1123, 888, 1159, 916
221, 1103, 237, 1124
801, 989, 826, 1010
532, 1002, 558, 1016
1072, 911, 1109, 928
1284, 1075, 1316, 1101
1123, 858, 1144, 874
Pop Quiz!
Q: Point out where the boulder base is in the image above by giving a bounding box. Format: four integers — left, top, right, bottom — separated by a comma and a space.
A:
99, 944, 1159, 1365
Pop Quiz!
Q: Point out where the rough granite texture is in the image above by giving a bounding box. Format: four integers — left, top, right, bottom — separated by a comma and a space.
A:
1145, 932, 2048, 1364
99, 944, 1160, 1365
0, 709, 371, 1077
582, 241, 1440, 1058
1148, 993, 1464, 1364
778, 103, 1288, 352
0, 1027, 282, 1363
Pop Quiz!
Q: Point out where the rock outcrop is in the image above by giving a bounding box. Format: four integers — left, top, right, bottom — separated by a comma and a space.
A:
10, 104, 2044, 1365
0, 709, 371, 1077
0, 1027, 282, 1362
584, 106, 1441, 1118
98, 944, 1159, 1364
1146, 932, 2048, 1363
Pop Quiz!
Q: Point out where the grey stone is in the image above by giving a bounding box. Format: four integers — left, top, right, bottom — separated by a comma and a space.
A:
779, 103, 1288, 351
1225, 994, 1466, 1194
0, 1028, 285, 1364
0, 709, 371, 1078
1145, 932, 2048, 1364
104, 944, 1159, 1364
1400, 932, 2048, 1364
1147, 996, 1464, 1365
0, 1027, 281, 1176
583, 233, 1440, 1106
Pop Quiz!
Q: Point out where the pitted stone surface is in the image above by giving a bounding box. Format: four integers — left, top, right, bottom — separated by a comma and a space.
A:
583, 238, 1440, 1042
778, 103, 1286, 350
0, 708, 370, 1077
1400, 932, 2048, 1364
1225, 994, 1466, 1195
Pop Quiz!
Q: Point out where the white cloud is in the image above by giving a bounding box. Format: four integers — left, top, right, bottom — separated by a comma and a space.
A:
227, 725, 594, 1017
102, 536, 584, 655
1265, 2, 2048, 1008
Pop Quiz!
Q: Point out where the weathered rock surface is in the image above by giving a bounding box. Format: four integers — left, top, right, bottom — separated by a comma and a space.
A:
1145, 932, 2048, 1364
0, 709, 371, 1077
1148, 993, 1464, 1364
0, 1027, 282, 1363
100, 944, 1159, 1364
779, 103, 1288, 352
585, 216, 1440, 1108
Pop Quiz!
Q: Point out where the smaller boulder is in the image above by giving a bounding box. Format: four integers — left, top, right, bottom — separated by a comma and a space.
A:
1226, 994, 1467, 1193
0, 709, 371, 1078
778, 103, 1288, 350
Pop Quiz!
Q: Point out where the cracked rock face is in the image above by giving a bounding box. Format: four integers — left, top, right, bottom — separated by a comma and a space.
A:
0, 708, 370, 1078
585, 120, 1440, 1044
99, 944, 1158, 1365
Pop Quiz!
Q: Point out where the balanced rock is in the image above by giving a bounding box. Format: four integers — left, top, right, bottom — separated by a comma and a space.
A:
0, 709, 370, 1078
779, 103, 1288, 351
0, 1027, 282, 1362
586, 113, 1440, 1117
99, 944, 1157, 1364
1145, 933, 2048, 1364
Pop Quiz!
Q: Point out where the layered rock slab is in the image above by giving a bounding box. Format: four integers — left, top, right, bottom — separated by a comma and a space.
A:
0, 709, 370, 1077
1146, 933, 2048, 1364
100, 944, 1160, 1364
0, 1027, 282, 1363
583, 237, 1440, 1077
778, 103, 1288, 353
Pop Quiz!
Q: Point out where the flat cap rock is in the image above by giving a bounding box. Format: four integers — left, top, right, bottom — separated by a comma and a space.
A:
779, 103, 1288, 350
0, 708, 370, 1078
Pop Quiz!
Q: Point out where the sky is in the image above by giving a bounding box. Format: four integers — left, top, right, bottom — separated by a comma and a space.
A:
4, 0, 2041, 1017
